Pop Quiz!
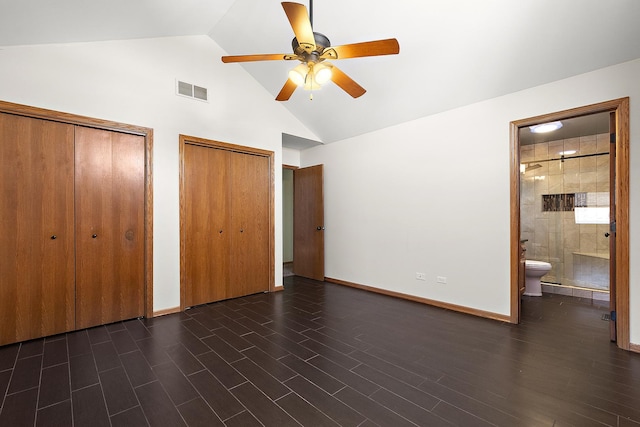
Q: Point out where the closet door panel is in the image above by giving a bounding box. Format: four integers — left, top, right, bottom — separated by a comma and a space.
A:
0, 113, 75, 345
183, 144, 230, 306
229, 152, 270, 298
75, 127, 145, 329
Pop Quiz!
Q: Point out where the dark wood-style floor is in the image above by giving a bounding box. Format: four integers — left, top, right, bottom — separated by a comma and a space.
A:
1, 276, 639, 427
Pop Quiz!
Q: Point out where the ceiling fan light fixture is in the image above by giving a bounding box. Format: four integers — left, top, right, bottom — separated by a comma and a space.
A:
313, 63, 332, 85
288, 63, 309, 86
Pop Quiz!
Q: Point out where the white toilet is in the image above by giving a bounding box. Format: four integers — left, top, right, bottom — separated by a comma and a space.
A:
524, 260, 552, 296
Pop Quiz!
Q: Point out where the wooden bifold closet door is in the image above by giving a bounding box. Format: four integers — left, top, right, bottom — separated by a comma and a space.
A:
0, 110, 147, 345
75, 127, 145, 329
0, 113, 76, 344
183, 143, 270, 307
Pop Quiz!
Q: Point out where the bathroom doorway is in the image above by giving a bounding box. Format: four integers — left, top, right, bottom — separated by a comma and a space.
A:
509, 98, 630, 350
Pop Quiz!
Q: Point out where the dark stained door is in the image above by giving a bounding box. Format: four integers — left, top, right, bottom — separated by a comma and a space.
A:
0, 113, 76, 345
183, 144, 230, 306
75, 127, 145, 329
293, 165, 324, 280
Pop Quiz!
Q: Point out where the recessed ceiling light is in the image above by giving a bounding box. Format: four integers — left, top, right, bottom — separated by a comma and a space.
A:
560, 150, 576, 155
529, 121, 563, 133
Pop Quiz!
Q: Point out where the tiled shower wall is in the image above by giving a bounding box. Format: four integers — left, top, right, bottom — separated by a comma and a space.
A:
520, 133, 610, 293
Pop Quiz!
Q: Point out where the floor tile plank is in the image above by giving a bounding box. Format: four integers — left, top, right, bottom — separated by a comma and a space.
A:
176, 397, 224, 427
229, 382, 299, 427
135, 381, 187, 427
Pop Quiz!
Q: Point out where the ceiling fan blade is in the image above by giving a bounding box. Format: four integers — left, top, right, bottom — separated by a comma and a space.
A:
276, 78, 298, 101
330, 66, 366, 98
323, 38, 400, 60
221, 53, 296, 63
282, 2, 315, 53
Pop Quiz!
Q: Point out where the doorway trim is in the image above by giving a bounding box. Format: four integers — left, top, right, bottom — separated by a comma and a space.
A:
509, 97, 630, 350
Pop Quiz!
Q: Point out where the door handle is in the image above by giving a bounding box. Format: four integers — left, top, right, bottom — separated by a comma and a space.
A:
604, 232, 610, 237
316, 226, 325, 231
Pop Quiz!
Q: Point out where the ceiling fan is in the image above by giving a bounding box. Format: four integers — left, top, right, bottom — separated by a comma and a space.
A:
221, 1, 400, 101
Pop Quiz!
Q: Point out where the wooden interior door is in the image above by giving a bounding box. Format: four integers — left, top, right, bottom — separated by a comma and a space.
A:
75, 127, 145, 329
0, 113, 76, 345
229, 151, 270, 298
293, 165, 325, 280
183, 144, 230, 306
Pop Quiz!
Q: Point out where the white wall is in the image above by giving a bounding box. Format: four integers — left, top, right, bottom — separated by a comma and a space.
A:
282, 147, 301, 166
301, 58, 640, 345
0, 35, 317, 311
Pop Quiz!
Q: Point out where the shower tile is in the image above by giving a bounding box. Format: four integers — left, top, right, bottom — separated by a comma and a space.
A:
520, 145, 534, 162
521, 215, 534, 234
580, 224, 597, 234
563, 157, 580, 173
563, 137, 580, 154
596, 133, 609, 151
592, 291, 610, 302
547, 217, 561, 232
580, 234, 597, 253
563, 227, 579, 250
580, 157, 597, 173
534, 142, 548, 159
573, 289, 593, 299
580, 135, 597, 154
548, 140, 564, 157
534, 177, 549, 196
580, 172, 598, 192
521, 181, 535, 204
563, 252, 574, 279
548, 175, 562, 193
541, 284, 555, 294
534, 246, 549, 259
548, 233, 558, 252
596, 154, 609, 169
564, 173, 580, 193
554, 287, 573, 296
534, 218, 549, 234
597, 232, 610, 252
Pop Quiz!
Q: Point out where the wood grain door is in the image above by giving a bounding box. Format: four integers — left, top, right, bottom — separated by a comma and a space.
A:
75, 127, 145, 329
183, 144, 231, 306
0, 113, 76, 345
229, 152, 270, 298
293, 165, 325, 280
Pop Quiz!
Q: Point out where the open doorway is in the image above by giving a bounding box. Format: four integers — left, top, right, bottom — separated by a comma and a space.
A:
510, 98, 630, 350
283, 166, 295, 277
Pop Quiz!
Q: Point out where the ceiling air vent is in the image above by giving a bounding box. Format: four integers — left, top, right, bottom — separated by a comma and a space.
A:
176, 80, 208, 102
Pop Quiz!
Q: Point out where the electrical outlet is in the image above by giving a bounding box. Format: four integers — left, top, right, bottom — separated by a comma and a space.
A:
416, 272, 427, 281
436, 276, 447, 284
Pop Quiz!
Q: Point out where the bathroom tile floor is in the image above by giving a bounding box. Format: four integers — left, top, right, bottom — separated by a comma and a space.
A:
1, 276, 639, 426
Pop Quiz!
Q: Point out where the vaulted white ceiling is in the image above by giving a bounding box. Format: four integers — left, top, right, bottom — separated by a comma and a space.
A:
1, 0, 640, 143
